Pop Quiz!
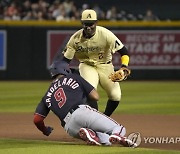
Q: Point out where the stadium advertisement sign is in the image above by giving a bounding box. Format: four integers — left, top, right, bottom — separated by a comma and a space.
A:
0, 31, 7, 70
47, 30, 180, 69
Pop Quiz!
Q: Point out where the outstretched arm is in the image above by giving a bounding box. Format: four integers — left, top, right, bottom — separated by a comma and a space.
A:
33, 114, 53, 136
34, 101, 53, 136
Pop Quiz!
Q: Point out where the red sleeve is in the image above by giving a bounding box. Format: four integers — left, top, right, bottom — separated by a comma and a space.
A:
33, 114, 47, 134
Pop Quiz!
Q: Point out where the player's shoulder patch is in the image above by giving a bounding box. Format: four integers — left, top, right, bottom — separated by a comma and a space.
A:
115, 40, 121, 48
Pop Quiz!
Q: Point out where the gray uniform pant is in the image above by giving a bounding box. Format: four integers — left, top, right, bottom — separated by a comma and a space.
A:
64, 105, 126, 145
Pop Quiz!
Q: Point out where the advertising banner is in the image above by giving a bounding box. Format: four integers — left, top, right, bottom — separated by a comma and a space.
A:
0, 31, 7, 70
47, 30, 180, 69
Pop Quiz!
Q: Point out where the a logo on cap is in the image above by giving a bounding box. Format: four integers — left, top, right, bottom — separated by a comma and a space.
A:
87, 14, 91, 18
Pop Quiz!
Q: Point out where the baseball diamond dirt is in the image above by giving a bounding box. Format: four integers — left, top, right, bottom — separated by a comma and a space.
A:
0, 113, 179, 151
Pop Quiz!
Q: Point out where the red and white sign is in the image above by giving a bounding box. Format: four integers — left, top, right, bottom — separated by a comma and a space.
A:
47, 30, 180, 69
47, 30, 75, 68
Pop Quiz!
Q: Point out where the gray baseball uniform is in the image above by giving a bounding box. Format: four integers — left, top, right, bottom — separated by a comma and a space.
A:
34, 73, 126, 145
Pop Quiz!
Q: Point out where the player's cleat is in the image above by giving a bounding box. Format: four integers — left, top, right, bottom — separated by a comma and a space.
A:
109, 134, 137, 148
79, 128, 101, 145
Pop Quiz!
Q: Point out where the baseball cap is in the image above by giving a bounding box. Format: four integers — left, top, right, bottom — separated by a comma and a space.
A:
81, 9, 97, 23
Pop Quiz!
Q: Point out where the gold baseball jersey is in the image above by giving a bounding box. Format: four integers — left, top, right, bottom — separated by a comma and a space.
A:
64, 26, 124, 65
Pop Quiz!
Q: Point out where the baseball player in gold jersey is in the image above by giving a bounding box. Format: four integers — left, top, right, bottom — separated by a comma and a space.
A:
57, 9, 130, 116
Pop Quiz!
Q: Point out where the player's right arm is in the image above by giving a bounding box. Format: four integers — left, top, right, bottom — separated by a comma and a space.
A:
33, 99, 53, 136
61, 33, 78, 63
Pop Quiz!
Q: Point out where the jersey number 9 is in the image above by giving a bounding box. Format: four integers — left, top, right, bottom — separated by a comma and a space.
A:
54, 88, 67, 108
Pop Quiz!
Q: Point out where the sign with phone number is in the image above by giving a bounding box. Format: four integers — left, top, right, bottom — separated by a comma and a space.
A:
113, 30, 180, 69
47, 30, 180, 69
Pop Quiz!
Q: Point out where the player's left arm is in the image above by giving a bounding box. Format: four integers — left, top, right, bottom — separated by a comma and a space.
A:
78, 75, 99, 101
115, 46, 131, 81
117, 46, 130, 67
108, 32, 131, 81
107, 30, 129, 67
88, 89, 99, 101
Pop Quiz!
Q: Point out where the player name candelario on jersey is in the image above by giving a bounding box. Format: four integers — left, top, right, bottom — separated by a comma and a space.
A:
46, 77, 79, 103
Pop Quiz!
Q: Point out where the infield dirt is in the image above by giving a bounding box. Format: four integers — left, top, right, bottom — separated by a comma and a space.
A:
0, 113, 179, 151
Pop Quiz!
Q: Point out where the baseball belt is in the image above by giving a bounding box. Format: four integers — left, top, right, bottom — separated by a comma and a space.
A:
100, 61, 111, 64
61, 105, 80, 127
80, 61, 111, 64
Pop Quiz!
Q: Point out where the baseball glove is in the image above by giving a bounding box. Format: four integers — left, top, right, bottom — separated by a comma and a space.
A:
109, 67, 131, 82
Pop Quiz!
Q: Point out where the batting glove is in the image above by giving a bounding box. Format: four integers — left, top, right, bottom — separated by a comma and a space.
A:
43, 126, 54, 136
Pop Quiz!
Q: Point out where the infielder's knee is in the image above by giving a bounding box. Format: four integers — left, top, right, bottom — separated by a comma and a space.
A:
107, 85, 121, 101
108, 93, 121, 101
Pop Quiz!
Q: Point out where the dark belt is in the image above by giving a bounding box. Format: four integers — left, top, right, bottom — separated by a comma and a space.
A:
61, 105, 80, 127
69, 105, 79, 114
100, 61, 111, 64
80, 61, 111, 64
